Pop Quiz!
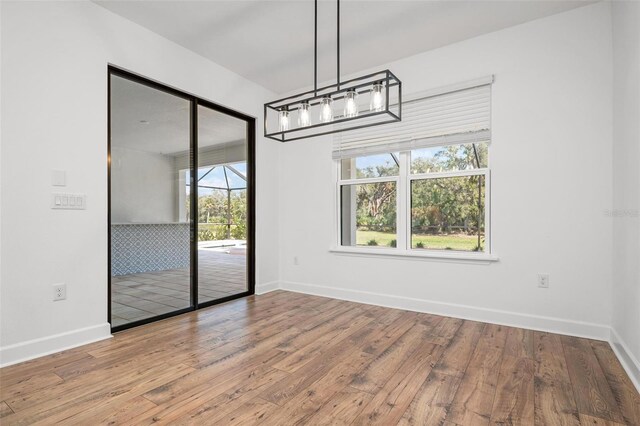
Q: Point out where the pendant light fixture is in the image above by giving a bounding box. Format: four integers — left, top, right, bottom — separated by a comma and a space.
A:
298, 101, 311, 127
278, 108, 290, 132
370, 83, 384, 112
264, 0, 401, 142
343, 89, 358, 118
319, 97, 333, 123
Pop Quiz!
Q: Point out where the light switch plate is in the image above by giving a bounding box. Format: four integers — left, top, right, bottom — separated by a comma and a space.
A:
52, 193, 86, 210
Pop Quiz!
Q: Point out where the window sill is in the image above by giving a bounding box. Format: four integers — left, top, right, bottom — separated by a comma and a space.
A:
329, 246, 499, 263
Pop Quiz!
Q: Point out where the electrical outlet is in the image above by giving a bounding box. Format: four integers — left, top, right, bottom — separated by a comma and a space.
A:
538, 274, 550, 288
53, 284, 66, 301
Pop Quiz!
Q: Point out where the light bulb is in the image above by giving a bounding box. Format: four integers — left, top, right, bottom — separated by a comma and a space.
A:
278, 110, 290, 132
344, 90, 358, 118
370, 83, 384, 112
319, 97, 333, 123
298, 101, 311, 127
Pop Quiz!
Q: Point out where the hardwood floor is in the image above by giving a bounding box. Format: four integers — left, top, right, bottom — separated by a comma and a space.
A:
0, 291, 638, 425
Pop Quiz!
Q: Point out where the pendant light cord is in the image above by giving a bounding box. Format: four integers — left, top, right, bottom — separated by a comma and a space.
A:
313, 0, 341, 94
337, 0, 340, 90
314, 0, 318, 96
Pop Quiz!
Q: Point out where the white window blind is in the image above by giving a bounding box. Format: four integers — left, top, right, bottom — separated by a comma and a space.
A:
332, 76, 493, 159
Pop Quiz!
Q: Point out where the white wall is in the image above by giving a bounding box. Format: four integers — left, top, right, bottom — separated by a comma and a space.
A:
279, 3, 614, 338
110, 147, 177, 223
0, 0, 280, 365
611, 0, 640, 385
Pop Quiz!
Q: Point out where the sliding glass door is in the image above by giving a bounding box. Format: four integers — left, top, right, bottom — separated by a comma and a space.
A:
109, 73, 192, 329
108, 67, 254, 331
196, 105, 249, 304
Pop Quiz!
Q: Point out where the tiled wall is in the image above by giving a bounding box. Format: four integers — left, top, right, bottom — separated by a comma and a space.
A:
111, 223, 190, 276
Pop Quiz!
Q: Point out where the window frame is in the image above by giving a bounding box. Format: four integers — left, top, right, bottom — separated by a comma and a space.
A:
333, 149, 498, 262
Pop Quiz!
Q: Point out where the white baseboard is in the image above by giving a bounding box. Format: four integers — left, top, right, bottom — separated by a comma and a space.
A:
255, 280, 280, 295
0, 323, 112, 368
279, 281, 611, 341
610, 328, 640, 393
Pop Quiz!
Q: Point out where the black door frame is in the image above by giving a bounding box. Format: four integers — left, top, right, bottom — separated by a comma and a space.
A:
107, 65, 256, 333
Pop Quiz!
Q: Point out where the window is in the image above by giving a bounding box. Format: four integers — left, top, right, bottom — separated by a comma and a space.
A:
338, 143, 489, 254
333, 77, 494, 258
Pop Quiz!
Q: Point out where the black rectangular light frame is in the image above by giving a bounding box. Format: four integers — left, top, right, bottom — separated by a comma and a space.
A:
264, 69, 401, 142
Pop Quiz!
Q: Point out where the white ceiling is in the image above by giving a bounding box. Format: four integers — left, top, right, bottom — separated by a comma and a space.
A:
96, 0, 592, 94
110, 75, 246, 155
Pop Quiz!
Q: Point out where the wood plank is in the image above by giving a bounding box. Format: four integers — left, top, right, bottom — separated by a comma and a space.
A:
590, 340, 640, 425
142, 348, 286, 407
433, 320, 486, 378
0, 372, 63, 403
359, 311, 421, 356
423, 316, 464, 346
533, 332, 580, 426
0, 401, 14, 418
275, 300, 357, 353
259, 350, 374, 424
578, 414, 626, 426
489, 355, 535, 425
561, 336, 625, 424
364, 304, 406, 325
273, 307, 373, 372
504, 327, 535, 359
130, 355, 287, 424
40, 364, 193, 425
304, 386, 374, 426
534, 332, 572, 383
257, 310, 410, 408
216, 397, 279, 426
182, 325, 301, 371
352, 341, 445, 425
350, 324, 429, 394
5, 362, 193, 425
54, 339, 211, 380
0, 350, 94, 387
167, 367, 288, 425
72, 395, 157, 425
415, 311, 445, 329
535, 379, 581, 426
5, 356, 184, 412
398, 371, 463, 426
258, 334, 370, 406
445, 323, 508, 426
